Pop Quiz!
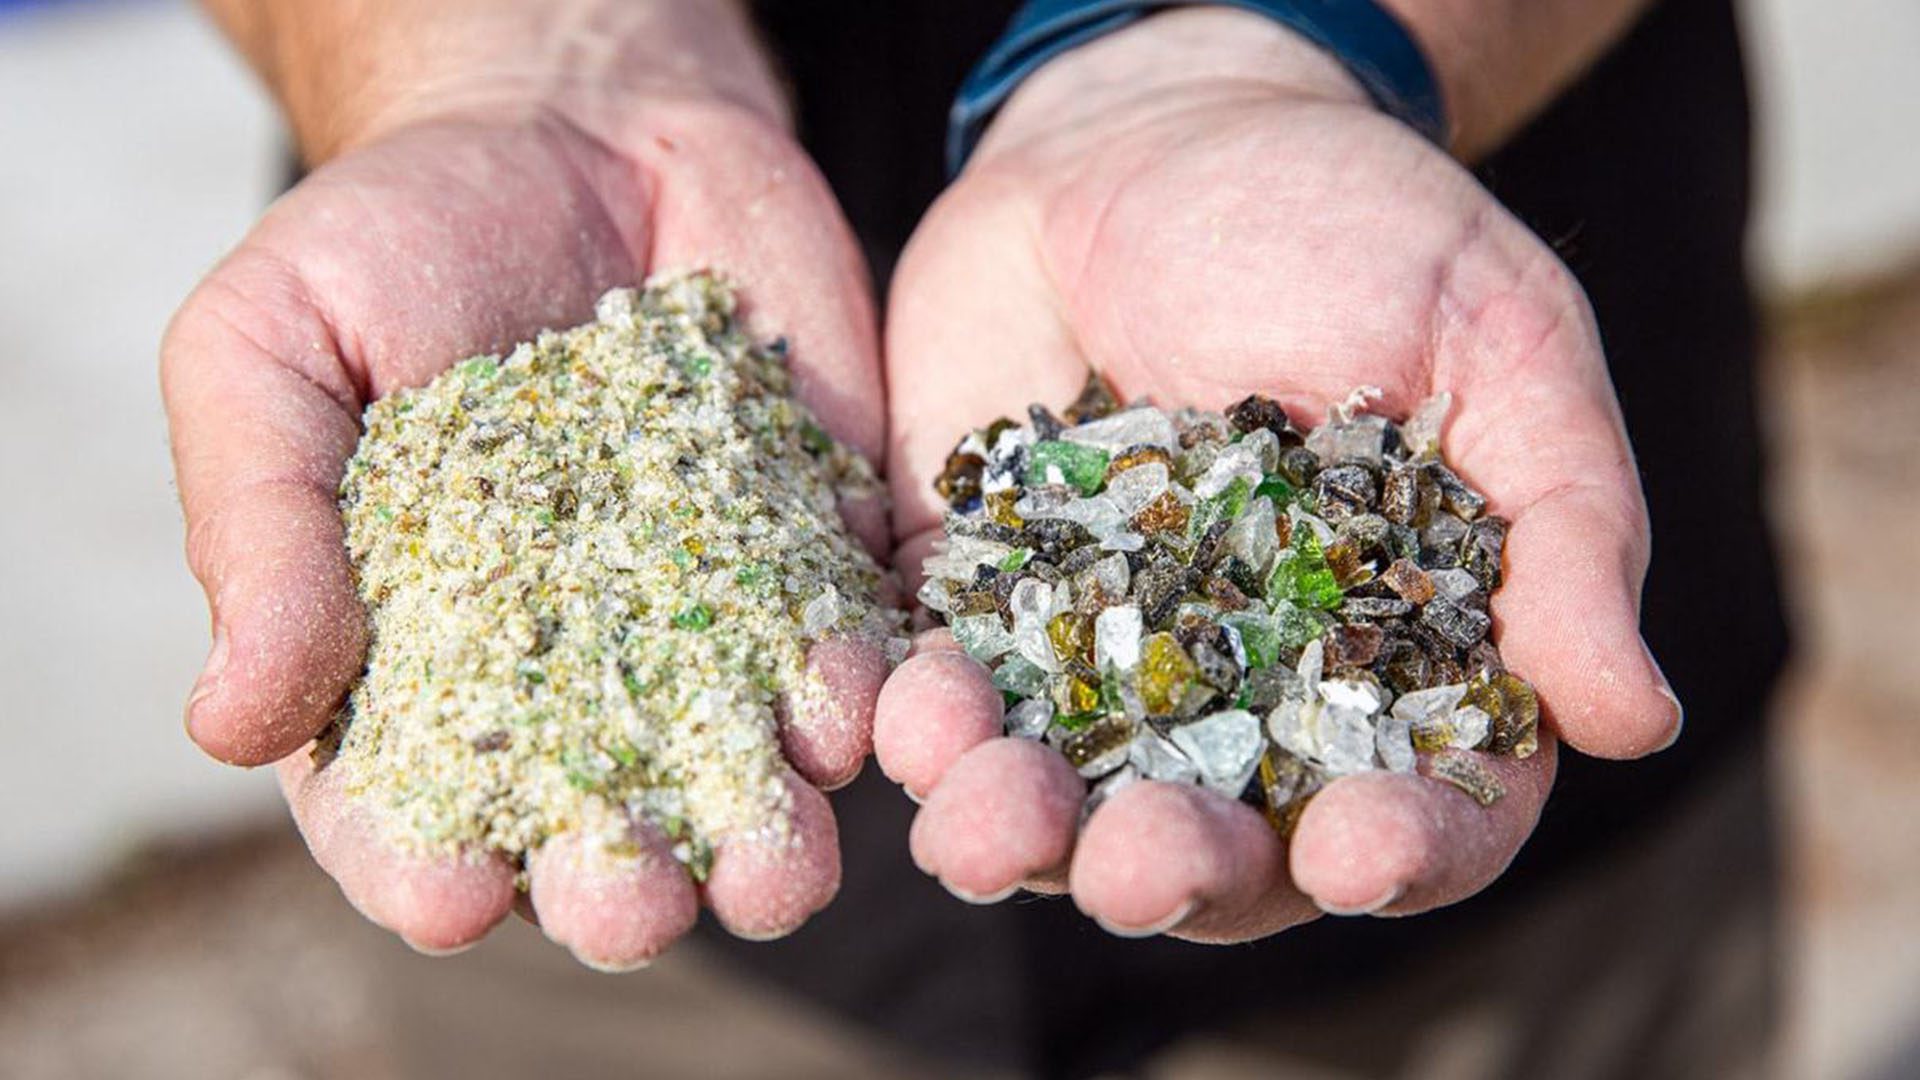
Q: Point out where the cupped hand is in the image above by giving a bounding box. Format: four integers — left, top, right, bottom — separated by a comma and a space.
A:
874, 9, 1680, 942
163, 71, 887, 966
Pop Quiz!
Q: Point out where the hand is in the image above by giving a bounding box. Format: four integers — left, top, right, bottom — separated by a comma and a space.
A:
163, 1, 887, 968
873, 9, 1681, 942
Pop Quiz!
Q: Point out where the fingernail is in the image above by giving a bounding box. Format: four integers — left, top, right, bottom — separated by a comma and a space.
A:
190, 626, 229, 699
728, 923, 803, 943
186, 626, 229, 718
575, 951, 653, 974
1315, 884, 1404, 917
943, 879, 1019, 905
404, 937, 478, 958
1643, 639, 1685, 751
1096, 900, 1198, 939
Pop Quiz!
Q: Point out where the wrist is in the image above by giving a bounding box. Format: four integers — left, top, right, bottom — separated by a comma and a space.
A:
214, 0, 789, 163
975, 7, 1370, 170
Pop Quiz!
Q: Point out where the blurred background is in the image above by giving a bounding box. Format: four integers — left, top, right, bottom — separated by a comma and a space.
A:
1, 0, 1916, 1077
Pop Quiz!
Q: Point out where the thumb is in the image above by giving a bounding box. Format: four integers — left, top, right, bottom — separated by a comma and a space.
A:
163, 253, 368, 765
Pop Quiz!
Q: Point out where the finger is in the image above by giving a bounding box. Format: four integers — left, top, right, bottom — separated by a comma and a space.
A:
909, 628, 961, 657
873, 649, 1005, 800
163, 268, 368, 765
1437, 277, 1680, 759
780, 635, 887, 791
164, 125, 650, 765
907, 738, 1083, 903
1069, 781, 1318, 943
885, 183, 1094, 542
1494, 486, 1679, 758
699, 768, 841, 941
837, 492, 892, 563
528, 824, 700, 972
1290, 734, 1557, 917
637, 110, 885, 466
276, 749, 515, 954
895, 527, 945, 607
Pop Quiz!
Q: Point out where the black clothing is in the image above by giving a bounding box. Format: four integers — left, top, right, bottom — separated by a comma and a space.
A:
713, 2, 1789, 1076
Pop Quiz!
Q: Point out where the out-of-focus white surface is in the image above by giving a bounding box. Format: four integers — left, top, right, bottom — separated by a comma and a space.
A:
1746, 0, 1920, 288
0, 0, 281, 907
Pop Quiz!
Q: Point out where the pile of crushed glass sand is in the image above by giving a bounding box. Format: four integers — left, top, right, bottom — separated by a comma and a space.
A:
327, 273, 897, 881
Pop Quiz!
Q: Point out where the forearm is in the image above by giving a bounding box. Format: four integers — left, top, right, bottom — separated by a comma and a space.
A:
1382, 0, 1653, 157
981, 1, 1652, 168
198, 0, 787, 163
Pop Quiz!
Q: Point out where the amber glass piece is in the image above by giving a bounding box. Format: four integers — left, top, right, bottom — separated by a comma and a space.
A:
1047, 610, 1096, 667
1138, 632, 1199, 715
1131, 491, 1192, 535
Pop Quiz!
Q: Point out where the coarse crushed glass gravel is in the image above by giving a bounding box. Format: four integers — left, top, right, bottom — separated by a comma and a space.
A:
923, 378, 1538, 831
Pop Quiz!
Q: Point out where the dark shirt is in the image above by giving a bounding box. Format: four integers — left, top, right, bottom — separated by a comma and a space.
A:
713, 2, 1790, 1075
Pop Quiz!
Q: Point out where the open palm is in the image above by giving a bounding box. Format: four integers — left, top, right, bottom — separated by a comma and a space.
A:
162, 101, 889, 968
874, 40, 1679, 941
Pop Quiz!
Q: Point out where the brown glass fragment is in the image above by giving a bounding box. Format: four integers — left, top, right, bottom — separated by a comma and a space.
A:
1276, 446, 1321, 488
1380, 558, 1436, 604
1432, 464, 1487, 521
935, 450, 986, 506
1381, 461, 1441, 528
1326, 623, 1385, 668
1130, 491, 1191, 535
1335, 514, 1392, 560
1258, 749, 1322, 835
1324, 539, 1369, 588
1107, 445, 1175, 478
1420, 596, 1491, 649
472, 730, 512, 753
1225, 394, 1303, 444
1062, 715, 1136, 771
1462, 516, 1509, 590
1427, 750, 1505, 806
1064, 373, 1122, 423
1202, 575, 1251, 611
1311, 464, 1377, 523
1380, 463, 1417, 525
1470, 670, 1540, 758
1378, 637, 1432, 695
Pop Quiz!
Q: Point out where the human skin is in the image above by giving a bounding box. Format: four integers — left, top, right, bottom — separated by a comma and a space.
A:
163, 0, 888, 969
873, 5, 1680, 941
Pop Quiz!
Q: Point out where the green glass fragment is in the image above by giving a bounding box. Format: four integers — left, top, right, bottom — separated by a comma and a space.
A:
1190, 476, 1252, 537
734, 562, 775, 592
670, 603, 714, 631
993, 655, 1050, 697
1253, 475, 1297, 507
1055, 711, 1101, 733
1221, 612, 1282, 670
1267, 528, 1345, 610
999, 547, 1033, 572
798, 419, 833, 454
1024, 440, 1111, 495
684, 838, 715, 882
1272, 601, 1332, 649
